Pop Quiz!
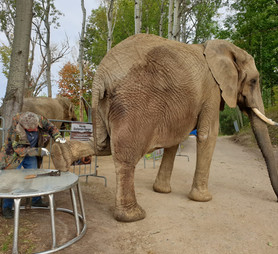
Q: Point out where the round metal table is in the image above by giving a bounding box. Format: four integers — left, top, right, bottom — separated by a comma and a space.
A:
0, 169, 87, 254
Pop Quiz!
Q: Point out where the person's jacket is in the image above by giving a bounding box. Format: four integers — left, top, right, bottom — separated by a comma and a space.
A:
0, 113, 62, 169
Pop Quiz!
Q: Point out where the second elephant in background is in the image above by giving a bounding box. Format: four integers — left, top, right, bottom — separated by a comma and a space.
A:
22, 97, 77, 130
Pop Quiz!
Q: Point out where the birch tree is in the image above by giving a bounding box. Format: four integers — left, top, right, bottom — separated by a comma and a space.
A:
168, 0, 174, 39
106, 0, 115, 51
43, 0, 52, 97
159, 0, 166, 37
2, 0, 33, 131
134, 0, 141, 34
79, 0, 86, 122
172, 0, 182, 41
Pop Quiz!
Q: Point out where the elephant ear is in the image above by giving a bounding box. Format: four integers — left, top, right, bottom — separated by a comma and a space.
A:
204, 40, 240, 108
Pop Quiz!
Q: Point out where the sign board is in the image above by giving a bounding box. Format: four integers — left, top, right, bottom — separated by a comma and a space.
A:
70, 123, 92, 141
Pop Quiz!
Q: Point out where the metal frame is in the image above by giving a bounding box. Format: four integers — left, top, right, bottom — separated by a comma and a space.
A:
144, 144, 189, 169
0, 169, 87, 254
35, 183, 87, 254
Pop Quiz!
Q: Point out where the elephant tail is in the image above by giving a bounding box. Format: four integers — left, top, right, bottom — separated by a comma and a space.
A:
92, 74, 106, 155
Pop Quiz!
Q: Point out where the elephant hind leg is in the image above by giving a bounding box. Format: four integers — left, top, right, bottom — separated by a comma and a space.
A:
113, 161, 146, 222
153, 144, 179, 193
111, 128, 146, 222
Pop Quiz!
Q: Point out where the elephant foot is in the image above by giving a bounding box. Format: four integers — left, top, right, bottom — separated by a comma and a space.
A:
188, 187, 212, 202
153, 179, 171, 193
114, 203, 146, 222
51, 142, 72, 171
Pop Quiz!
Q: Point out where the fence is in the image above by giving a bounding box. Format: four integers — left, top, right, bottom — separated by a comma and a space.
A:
143, 144, 189, 169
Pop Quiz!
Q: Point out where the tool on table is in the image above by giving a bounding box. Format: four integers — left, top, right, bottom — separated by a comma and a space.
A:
24, 170, 61, 179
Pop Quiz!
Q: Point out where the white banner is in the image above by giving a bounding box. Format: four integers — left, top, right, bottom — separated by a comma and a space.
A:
71, 123, 93, 133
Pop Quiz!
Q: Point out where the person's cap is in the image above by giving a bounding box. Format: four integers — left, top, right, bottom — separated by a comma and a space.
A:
19, 112, 39, 131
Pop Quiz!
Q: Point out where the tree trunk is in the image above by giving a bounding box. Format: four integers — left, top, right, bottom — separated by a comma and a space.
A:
2, 0, 33, 133
168, 0, 174, 39
79, 0, 86, 122
134, 0, 141, 34
24, 38, 36, 97
173, 0, 181, 41
106, 0, 114, 51
44, 0, 52, 97
159, 0, 165, 37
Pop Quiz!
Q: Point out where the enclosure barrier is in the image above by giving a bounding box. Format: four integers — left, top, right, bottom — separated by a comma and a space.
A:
144, 144, 189, 169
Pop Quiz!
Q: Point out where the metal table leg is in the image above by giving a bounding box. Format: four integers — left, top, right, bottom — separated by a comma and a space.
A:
12, 198, 21, 254
48, 194, 56, 249
70, 188, 80, 235
77, 183, 86, 223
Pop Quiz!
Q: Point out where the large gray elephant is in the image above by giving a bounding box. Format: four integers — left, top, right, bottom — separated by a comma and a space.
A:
22, 97, 77, 129
51, 34, 278, 222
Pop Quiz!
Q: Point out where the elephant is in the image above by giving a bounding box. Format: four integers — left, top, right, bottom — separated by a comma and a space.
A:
21, 96, 77, 129
51, 33, 278, 222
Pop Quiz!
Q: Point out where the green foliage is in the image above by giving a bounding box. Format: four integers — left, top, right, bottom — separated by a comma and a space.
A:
0, 44, 11, 78
217, 0, 278, 108
219, 105, 249, 135
220, 106, 237, 135
85, 0, 136, 66
140, 0, 167, 36
0, 0, 16, 43
266, 105, 278, 145
84, 0, 225, 67
85, 6, 107, 66
274, 86, 278, 105
190, 0, 224, 43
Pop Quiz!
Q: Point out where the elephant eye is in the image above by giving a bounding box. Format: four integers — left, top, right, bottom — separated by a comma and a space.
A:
250, 79, 257, 85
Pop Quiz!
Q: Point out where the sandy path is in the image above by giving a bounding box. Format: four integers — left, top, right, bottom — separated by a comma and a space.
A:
57, 136, 278, 254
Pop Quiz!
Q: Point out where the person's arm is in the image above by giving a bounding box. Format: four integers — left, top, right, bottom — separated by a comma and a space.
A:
12, 141, 48, 157
39, 115, 63, 141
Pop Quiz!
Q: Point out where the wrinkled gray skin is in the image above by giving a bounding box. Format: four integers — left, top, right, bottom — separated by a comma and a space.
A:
51, 34, 278, 222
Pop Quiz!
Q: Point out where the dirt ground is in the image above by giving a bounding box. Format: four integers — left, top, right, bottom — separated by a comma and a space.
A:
1, 136, 278, 254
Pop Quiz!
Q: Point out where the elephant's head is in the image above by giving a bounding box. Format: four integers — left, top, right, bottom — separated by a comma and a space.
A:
204, 40, 278, 200
57, 97, 78, 122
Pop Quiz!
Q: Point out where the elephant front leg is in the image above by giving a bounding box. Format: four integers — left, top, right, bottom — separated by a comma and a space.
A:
188, 108, 219, 202
153, 144, 179, 193
113, 161, 146, 222
188, 132, 217, 202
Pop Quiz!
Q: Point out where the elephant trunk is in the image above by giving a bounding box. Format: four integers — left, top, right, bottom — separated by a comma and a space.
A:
248, 110, 278, 200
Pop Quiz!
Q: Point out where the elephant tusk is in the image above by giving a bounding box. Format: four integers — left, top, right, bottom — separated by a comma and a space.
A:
252, 108, 278, 126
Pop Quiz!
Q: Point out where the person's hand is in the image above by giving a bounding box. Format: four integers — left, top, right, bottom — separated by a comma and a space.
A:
55, 137, 66, 144
41, 148, 50, 156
